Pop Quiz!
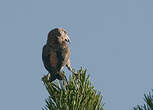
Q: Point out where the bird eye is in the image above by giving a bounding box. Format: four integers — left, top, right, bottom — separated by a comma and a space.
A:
61, 31, 65, 35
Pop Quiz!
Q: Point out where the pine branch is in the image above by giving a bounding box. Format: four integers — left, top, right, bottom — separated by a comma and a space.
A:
133, 90, 153, 110
42, 68, 104, 110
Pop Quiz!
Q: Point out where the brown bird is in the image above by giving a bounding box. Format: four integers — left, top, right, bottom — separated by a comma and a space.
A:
42, 28, 76, 86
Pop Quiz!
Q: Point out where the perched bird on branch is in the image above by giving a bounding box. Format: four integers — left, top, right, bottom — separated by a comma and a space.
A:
42, 28, 76, 87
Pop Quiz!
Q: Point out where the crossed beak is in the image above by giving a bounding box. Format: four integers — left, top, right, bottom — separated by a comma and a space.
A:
65, 35, 71, 43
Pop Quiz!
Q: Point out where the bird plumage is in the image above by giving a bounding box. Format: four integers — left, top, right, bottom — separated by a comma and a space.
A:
42, 28, 74, 86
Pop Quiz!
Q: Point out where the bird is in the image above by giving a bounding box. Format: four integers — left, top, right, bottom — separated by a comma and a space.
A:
42, 28, 76, 87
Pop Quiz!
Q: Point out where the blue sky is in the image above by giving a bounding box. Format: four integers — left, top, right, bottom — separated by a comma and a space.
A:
0, 0, 153, 110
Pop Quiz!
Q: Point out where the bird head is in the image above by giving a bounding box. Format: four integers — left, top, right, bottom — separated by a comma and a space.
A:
47, 28, 71, 44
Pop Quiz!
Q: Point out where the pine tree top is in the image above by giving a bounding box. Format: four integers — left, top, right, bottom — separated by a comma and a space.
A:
42, 68, 104, 110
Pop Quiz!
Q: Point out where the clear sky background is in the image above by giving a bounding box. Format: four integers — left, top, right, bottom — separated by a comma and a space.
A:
0, 0, 153, 110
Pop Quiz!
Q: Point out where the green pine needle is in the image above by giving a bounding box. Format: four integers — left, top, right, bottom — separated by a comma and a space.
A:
42, 68, 104, 110
133, 90, 153, 110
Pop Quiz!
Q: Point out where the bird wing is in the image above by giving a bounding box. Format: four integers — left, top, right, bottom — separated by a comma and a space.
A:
42, 44, 58, 74
42, 44, 51, 72
42, 42, 70, 73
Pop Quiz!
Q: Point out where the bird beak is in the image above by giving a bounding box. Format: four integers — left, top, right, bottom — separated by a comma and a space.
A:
65, 35, 71, 43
